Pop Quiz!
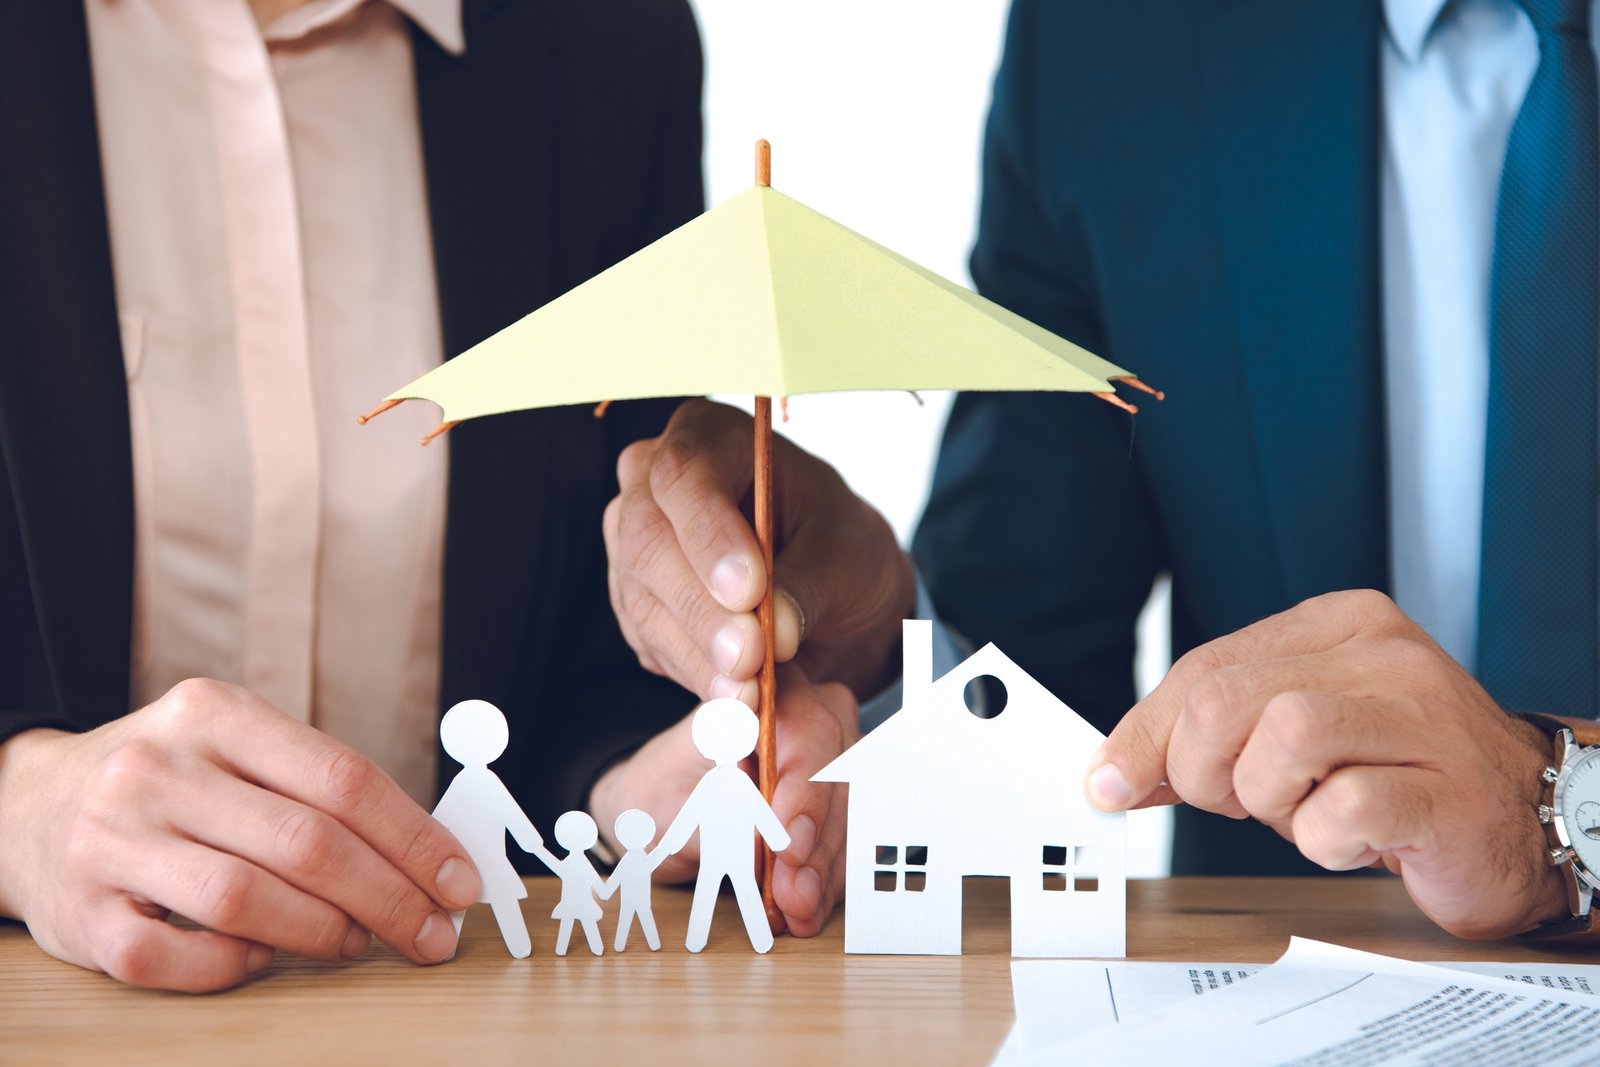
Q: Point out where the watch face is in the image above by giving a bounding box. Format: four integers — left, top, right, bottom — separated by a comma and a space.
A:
1556, 747, 1600, 879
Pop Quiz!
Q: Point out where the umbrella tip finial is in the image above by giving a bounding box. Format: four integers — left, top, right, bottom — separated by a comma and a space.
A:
755, 139, 771, 187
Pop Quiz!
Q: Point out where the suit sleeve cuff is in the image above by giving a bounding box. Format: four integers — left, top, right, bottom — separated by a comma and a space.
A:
0, 713, 75, 749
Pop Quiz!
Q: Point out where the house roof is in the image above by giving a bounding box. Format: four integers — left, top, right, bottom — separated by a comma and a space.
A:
812, 642, 1106, 783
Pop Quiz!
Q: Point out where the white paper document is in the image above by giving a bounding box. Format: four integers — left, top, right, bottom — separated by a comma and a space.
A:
1006, 959, 1263, 1054
997, 941, 1600, 1066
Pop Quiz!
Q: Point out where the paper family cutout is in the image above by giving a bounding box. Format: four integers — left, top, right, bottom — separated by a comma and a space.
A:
430, 699, 542, 958
813, 621, 1127, 958
431, 697, 788, 957
607, 809, 666, 952
432, 623, 1125, 962
656, 697, 792, 954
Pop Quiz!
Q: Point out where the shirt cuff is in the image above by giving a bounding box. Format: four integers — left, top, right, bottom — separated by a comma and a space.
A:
858, 568, 971, 733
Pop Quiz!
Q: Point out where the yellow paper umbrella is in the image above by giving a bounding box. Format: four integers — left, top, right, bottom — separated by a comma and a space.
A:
364, 142, 1156, 906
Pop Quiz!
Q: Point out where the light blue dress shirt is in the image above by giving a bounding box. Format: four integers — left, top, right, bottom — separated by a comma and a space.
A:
1382, 0, 1600, 670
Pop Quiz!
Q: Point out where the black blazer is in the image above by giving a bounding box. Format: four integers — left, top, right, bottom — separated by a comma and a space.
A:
0, 0, 703, 837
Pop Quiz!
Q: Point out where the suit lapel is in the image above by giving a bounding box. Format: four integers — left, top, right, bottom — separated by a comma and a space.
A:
1204, 0, 1389, 601
414, 0, 561, 706
0, 2, 132, 719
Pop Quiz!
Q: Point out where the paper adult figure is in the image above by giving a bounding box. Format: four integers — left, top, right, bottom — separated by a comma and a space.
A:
601, 809, 668, 952
657, 698, 792, 953
430, 700, 546, 959
546, 811, 607, 957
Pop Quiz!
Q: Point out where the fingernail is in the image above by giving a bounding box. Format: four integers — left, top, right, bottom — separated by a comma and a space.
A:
416, 912, 457, 963
1087, 762, 1135, 810
341, 925, 371, 960
712, 624, 746, 674
711, 556, 752, 608
710, 674, 743, 700
777, 590, 806, 640
245, 943, 274, 975
435, 857, 479, 909
784, 815, 817, 864
794, 865, 823, 915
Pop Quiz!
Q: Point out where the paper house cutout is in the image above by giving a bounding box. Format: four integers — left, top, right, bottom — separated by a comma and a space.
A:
813, 621, 1126, 958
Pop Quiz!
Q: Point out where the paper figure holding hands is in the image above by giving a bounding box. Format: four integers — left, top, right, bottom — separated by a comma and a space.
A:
657, 698, 792, 954
430, 700, 545, 959
602, 809, 668, 952
543, 811, 607, 957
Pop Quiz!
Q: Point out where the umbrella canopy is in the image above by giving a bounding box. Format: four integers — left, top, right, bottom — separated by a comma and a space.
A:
378, 183, 1132, 422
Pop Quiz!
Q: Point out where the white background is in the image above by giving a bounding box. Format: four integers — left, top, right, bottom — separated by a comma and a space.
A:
687, 0, 1174, 876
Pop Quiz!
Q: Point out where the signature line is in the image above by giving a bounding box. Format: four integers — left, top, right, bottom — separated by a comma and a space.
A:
1256, 973, 1374, 1025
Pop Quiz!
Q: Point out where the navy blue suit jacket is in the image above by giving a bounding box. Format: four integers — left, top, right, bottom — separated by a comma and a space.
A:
914, 0, 1388, 875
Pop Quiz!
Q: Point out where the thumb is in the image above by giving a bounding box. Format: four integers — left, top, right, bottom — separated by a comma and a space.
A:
767, 541, 832, 663
1084, 686, 1185, 812
770, 526, 914, 665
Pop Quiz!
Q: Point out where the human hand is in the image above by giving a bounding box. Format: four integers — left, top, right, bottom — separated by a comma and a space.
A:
0, 679, 483, 992
603, 399, 915, 705
1084, 589, 1569, 939
589, 665, 859, 937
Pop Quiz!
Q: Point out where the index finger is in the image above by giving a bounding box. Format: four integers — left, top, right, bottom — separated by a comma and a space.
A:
1085, 590, 1391, 812
201, 684, 481, 916
644, 400, 765, 612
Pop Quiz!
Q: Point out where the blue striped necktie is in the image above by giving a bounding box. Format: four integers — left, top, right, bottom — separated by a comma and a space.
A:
1478, 0, 1599, 716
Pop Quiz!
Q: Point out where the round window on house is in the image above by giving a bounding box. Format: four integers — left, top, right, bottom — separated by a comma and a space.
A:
963, 674, 1007, 718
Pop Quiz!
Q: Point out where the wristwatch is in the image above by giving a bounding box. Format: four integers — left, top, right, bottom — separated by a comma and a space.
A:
1521, 712, 1600, 940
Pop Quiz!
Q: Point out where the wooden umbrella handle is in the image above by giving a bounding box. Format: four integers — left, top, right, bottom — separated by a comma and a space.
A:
753, 395, 779, 921
753, 139, 780, 922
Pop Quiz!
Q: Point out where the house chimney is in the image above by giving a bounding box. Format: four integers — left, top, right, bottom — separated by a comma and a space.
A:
902, 619, 932, 708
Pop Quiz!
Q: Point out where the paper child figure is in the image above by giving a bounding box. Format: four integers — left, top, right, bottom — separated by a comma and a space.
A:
542, 811, 607, 957
656, 698, 792, 954
601, 809, 668, 952
429, 700, 545, 959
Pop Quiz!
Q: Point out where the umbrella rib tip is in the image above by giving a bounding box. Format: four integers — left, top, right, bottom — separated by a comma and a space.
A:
1116, 376, 1165, 402
1094, 391, 1139, 416
421, 420, 458, 446
358, 397, 405, 425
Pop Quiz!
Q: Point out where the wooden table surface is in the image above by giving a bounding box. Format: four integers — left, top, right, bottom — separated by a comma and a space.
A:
2, 876, 1592, 1065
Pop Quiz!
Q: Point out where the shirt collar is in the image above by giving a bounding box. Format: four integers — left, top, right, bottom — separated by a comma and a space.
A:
264, 0, 465, 56
1384, 0, 1452, 63
386, 0, 464, 54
